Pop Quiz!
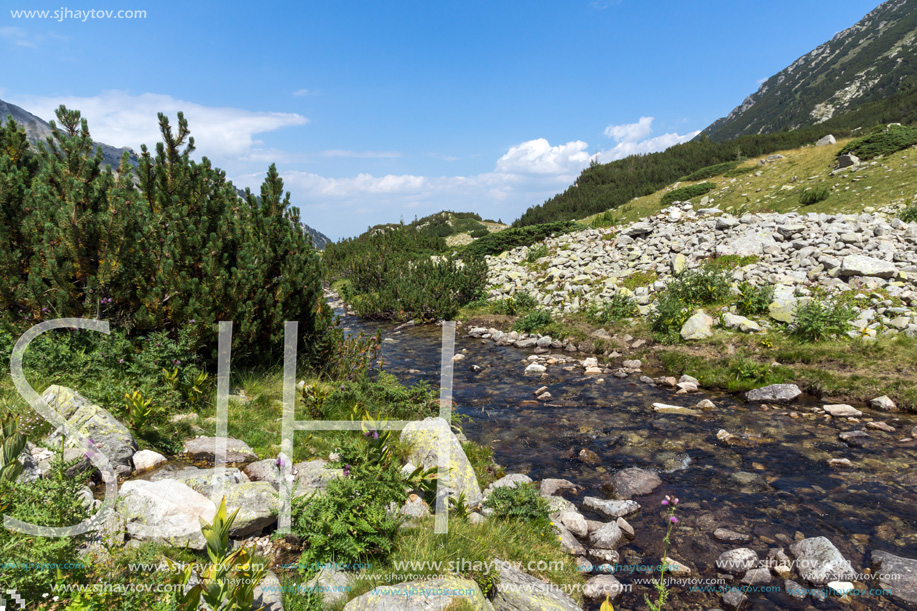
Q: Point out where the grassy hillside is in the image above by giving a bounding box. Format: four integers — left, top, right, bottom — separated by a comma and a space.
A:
581, 137, 917, 226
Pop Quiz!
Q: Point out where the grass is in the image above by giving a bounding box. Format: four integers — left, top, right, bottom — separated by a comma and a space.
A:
579, 136, 917, 226
621, 270, 658, 290
340, 516, 583, 603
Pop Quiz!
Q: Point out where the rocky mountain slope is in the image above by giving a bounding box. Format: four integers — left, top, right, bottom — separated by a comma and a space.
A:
487, 202, 917, 339
702, 0, 917, 141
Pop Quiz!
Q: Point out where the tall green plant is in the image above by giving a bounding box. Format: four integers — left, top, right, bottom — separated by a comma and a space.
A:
171, 497, 266, 611
0, 412, 25, 482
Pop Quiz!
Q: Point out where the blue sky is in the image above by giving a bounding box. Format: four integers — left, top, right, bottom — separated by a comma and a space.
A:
2, 0, 881, 239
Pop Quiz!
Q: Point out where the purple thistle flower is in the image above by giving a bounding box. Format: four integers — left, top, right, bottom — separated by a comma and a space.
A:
661, 499, 668, 506
670, 516, 679, 524
343, 464, 351, 477
276, 457, 284, 468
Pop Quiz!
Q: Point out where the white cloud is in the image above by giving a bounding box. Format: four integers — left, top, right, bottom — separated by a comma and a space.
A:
292, 89, 316, 97
597, 116, 698, 162
321, 149, 403, 158
603, 116, 653, 142
10, 90, 308, 161
590, 0, 622, 9
495, 138, 591, 179
0, 26, 37, 47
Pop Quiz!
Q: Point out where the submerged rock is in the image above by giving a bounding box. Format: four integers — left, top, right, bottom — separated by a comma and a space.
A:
745, 384, 801, 404
789, 536, 855, 586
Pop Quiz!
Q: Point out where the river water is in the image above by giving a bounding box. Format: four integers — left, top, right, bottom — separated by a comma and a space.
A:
340, 310, 917, 611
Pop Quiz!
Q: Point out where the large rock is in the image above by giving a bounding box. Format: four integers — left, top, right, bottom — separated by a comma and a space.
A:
823, 404, 862, 418
492, 561, 582, 610
789, 536, 855, 586
182, 436, 259, 464
680, 310, 714, 341
590, 521, 625, 549
716, 229, 777, 257
243, 458, 283, 488
116, 479, 216, 549
745, 384, 801, 404
716, 548, 758, 574
150, 466, 249, 497
252, 570, 283, 611
722, 313, 761, 333
305, 568, 355, 607
816, 134, 836, 147
768, 289, 797, 323
222, 481, 278, 537
582, 497, 640, 519
401, 417, 482, 506
131, 450, 167, 473
582, 574, 624, 603
293, 459, 344, 497
836, 153, 860, 169
343, 577, 490, 610
42, 385, 138, 477
840, 255, 897, 279
871, 550, 917, 605
622, 221, 653, 237
607, 467, 662, 499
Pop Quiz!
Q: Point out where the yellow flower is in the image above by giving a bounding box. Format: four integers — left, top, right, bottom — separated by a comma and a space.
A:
600, 595, 615, 611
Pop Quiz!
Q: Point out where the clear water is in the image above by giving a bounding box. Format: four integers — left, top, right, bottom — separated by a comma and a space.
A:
342, 312, 917, 610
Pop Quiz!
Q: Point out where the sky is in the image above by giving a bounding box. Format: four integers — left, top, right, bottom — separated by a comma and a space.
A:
1, 0, 883, 239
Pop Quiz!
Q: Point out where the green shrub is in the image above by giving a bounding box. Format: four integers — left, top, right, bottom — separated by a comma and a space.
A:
729, 357, 774, 384
667, 263, 732, 305
526, 244, 549, 263
349, 256, 488, 322
621, 270, 657, 291
660, 182, 717, 206
900, 202, 917, 223
291, 461, 406, 567
799, 186, 830, 206
650, 293, 692, 342
469, 227, 489, 239
792, 298, 856, 342
682, 161, 740, 182
492, 291, 538, 316
0, 444, 90, 599
838, 124, 917, 160
0, 110, 328, 365
589, 210, 618, 228
588, 294, 639, 323
464, 221, 584, 258
722, 165, 756, 178
513, 310, 553, 334
735, 282, 774, 316
484, 483, 550, 525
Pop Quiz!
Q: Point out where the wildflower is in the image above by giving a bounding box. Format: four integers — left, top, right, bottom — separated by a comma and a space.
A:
343, 464, 351, 477
119, 359, 124, 364
670, 516, 679, 524
661, 499, 669, 506
276, 457, 285, 468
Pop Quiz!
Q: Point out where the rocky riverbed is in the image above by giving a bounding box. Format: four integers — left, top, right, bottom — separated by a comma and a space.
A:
332, 307, 917, 611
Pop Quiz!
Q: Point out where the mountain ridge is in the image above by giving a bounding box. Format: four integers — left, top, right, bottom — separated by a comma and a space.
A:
702, 0, 917, 140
